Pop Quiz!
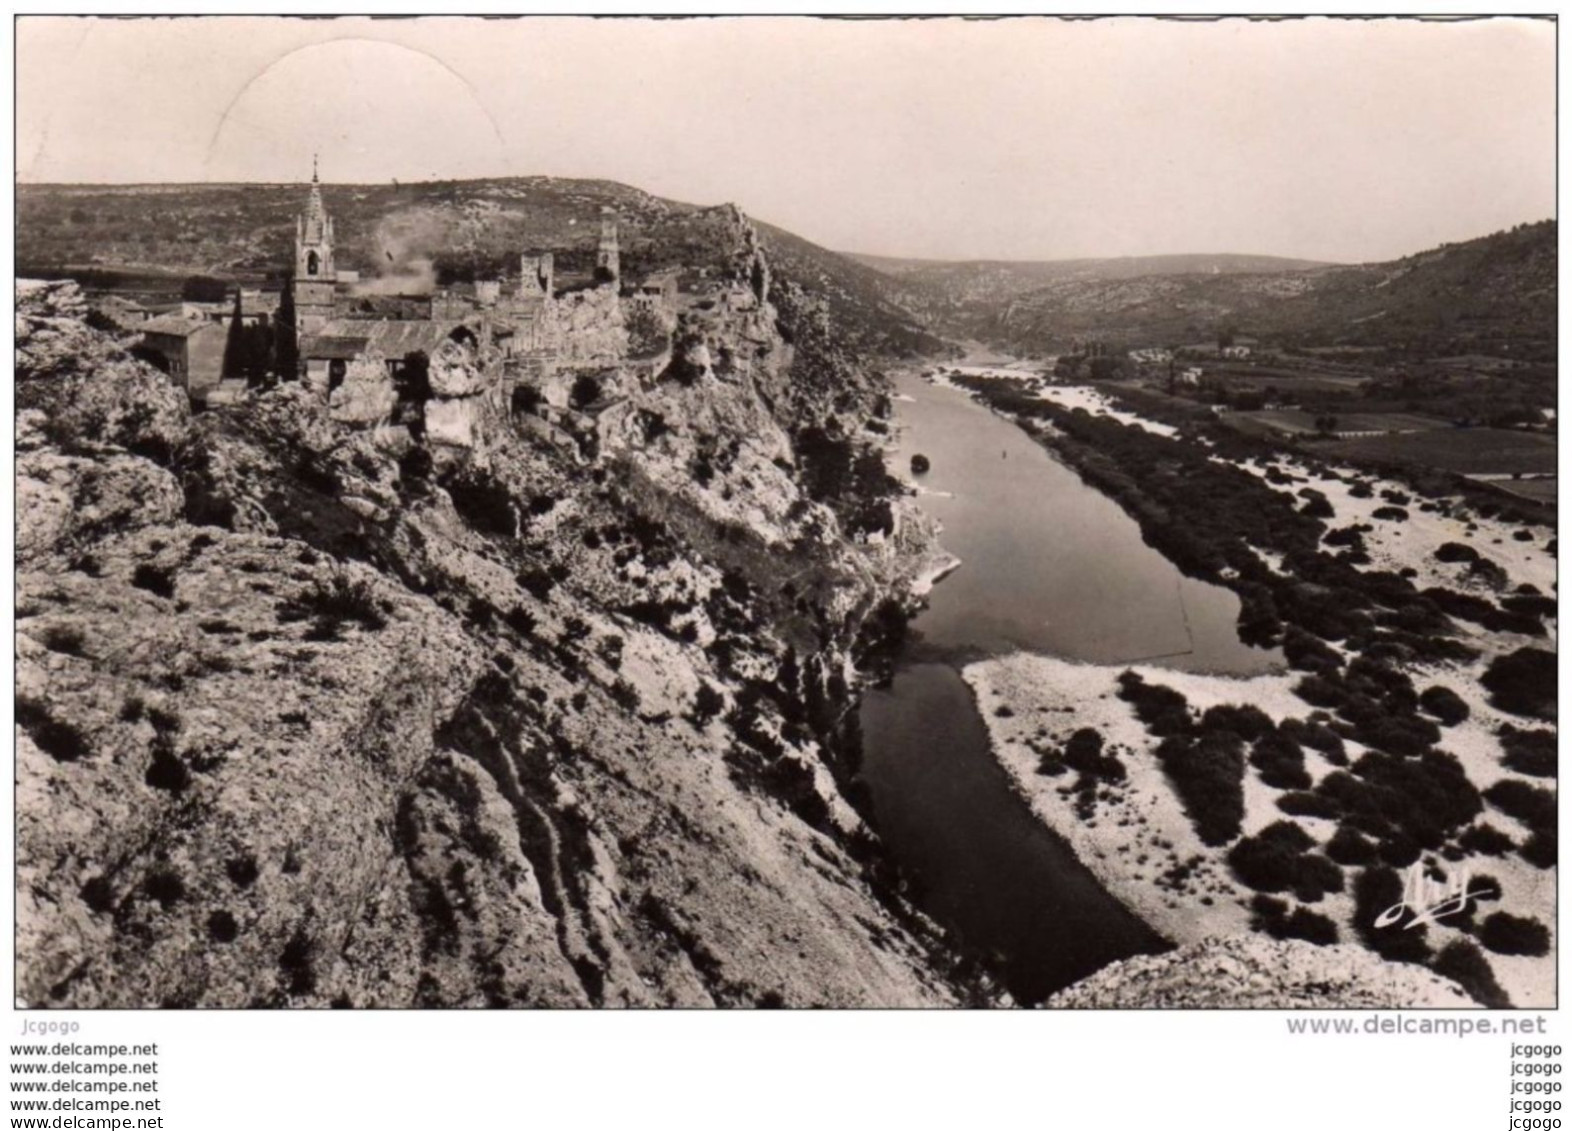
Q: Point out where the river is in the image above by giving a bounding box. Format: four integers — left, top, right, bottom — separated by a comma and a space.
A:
857, 368, 1282, 1004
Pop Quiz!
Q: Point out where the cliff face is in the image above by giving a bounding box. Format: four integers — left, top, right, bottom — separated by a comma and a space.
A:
16, 239, 957, 1007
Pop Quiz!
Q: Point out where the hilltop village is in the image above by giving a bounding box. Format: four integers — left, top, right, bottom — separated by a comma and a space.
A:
94, 169, 770, 455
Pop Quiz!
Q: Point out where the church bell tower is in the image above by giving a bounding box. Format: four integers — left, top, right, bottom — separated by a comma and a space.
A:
291, 156, 337, 336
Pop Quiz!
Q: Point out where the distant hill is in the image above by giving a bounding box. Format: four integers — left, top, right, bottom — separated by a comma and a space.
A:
849, 251, 1330, 306
850, 223, 1555, 360
16, 177, 947, 359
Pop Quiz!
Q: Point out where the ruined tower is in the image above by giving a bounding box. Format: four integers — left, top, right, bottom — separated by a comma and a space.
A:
520, 252, 555, 298
291, 157, 337, 337
595, 208, 620, 283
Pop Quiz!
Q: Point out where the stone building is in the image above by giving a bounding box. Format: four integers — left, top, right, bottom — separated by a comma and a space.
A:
632, 271, 680, 310
134, 315, 228, 394
274, 167, 637, 448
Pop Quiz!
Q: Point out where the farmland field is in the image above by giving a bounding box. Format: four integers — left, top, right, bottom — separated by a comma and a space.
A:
1482, 476, 1558, 505
1229, 409, 1448, 436
1317, 426, 1557, 475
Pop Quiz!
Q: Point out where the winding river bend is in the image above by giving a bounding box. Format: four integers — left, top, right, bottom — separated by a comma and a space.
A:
858, 369, 1281, 1004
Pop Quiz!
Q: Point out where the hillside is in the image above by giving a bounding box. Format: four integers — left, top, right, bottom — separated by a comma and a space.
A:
869, 223, 1555, 359
16, 203, 976, 1007
849, 251, 1329, 306
17, 177, 948, 361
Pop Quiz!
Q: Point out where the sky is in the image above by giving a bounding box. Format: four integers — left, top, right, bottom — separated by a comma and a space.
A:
15, 15, 1557, 263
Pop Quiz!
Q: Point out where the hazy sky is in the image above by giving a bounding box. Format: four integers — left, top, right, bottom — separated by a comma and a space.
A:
16, 16, 1556, 263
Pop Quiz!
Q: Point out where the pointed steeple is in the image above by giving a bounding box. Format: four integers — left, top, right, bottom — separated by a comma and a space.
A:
303, 154, 329, 245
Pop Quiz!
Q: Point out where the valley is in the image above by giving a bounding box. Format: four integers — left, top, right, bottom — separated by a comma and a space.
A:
14, 175, 1557, 1011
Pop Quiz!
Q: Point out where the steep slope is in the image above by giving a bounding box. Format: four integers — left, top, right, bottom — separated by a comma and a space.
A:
15, 251, 969, 1007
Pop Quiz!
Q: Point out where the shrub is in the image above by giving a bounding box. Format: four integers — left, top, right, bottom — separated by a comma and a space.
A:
1350, 712, 1440, 759
1478, 912, 1551, 957
1371, 506, 1408, 522
39, 624, 88, 657
1200, 703, 1274, 743
691, 683, 726, 726
1282, 627, 1342, 675
1346, 653, 1417, 702
504, 606, 537, 638
1500, 593, 1557, 620
1250, 894, 1338, 945
1299, 490, 1334, 519
1280, 716, 1347, 764
1353, 865, 1432, 963
1062, 727, 1125, 784
910, 453, 931, 474
1520, 830, 1557, 869
1293, 674, 1345, 710
1350, 749, 1482, 850
609, 678, 640, 712
1467, 557, 1509, 590
517, 567, 556, 601
1457, 823, 1516, 857
1432, 940, 1510, 1008
1228, 821, 1343, 902
1154, 731, 1244, 845
291, 570, 387, 636
1483, 779, 1555, 835
1062, 727, 1104, 771
1251, 730, 1311, 791
1434, 541, 1480, 564
1276, 790, 1340, 819
1418, 685, 1470, 726
1497, 723, 1556, 778
1326, 823, 1379, 866
1277, 906, 1339, 945
1117, 671, 1193, 737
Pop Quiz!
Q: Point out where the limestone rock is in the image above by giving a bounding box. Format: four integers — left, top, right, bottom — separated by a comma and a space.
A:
1047, 935, 1476, 1009
14, 277, 964, 1011
17, 279, 190, 459
328, 352, 398, 427
17, 450, 185, 564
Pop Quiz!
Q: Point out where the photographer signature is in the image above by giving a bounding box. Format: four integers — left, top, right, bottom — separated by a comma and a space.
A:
1376, 863, 1491, 930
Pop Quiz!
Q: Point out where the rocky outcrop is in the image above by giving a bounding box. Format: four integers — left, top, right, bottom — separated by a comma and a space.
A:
1047, 936, 1475, 1009
16, 279, 189, 461
16, 278, 959, 1008
548, 285, 627, 367
327, 350, 398, 428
